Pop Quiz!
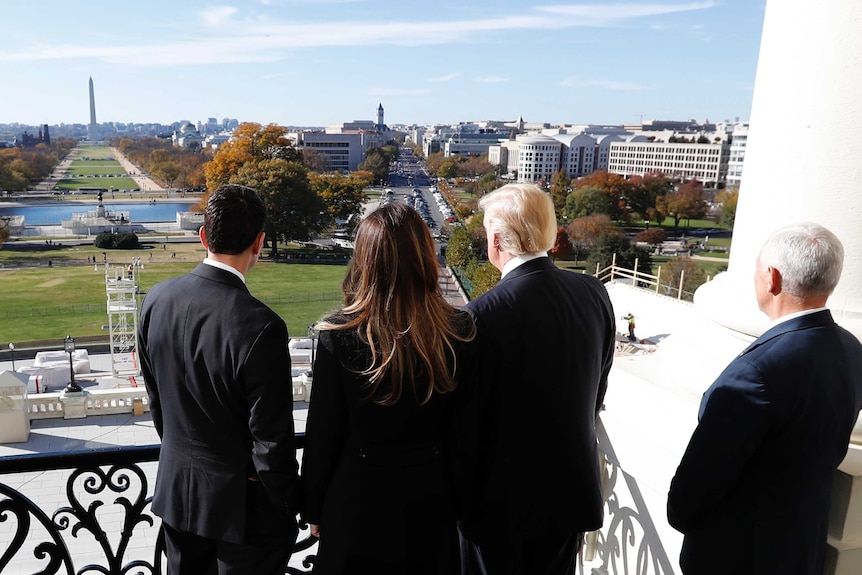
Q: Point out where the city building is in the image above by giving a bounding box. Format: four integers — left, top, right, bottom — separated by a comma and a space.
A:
725, 124, 749, 191
170, 122, 205, 149
607, 139, 730, 186
289, 130, 386, 173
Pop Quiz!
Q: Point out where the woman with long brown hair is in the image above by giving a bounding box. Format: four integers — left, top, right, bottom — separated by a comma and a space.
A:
301, 202, 475, 574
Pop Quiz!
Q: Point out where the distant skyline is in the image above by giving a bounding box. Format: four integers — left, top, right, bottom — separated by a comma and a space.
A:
2, 1, 765, 127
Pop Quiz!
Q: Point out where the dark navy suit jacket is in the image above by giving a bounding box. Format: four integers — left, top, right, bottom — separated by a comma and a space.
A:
138, 263, 300, 544
668, 310, 862, 575
454, 257, 616, 540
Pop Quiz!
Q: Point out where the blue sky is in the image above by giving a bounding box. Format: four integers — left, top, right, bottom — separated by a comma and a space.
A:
1, 1, 766, 127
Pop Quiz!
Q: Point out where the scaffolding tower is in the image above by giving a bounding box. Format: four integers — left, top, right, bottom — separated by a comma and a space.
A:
105, 258, 142, 376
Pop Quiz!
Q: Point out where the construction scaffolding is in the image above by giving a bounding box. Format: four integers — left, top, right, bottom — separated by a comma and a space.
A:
105, 258, 142, 376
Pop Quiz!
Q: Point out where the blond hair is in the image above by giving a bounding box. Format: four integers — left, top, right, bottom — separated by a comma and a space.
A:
479, 184, 556, 255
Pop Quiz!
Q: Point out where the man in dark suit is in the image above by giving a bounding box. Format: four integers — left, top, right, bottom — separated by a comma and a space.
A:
668, 222, 862, 575
138, 185, 300, 575
456, 184, 616, 575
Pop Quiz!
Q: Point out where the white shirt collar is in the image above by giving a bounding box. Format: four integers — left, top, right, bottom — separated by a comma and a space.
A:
500, 252, 548, 279
767, 307, 828, 329
203, 258, 245, 284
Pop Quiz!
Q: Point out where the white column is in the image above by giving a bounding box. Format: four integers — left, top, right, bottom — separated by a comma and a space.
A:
695, 0, 862, 341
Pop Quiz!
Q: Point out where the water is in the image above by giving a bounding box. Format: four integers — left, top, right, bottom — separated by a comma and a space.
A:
0, 202, 198, 225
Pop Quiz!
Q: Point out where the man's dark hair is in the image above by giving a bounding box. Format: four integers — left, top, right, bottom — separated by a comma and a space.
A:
203, 185, 266, 255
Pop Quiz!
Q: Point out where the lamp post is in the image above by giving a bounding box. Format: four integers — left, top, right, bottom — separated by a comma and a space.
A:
8, 343, 15, 372
64, 335, 82, 393
307, 326, 317, 368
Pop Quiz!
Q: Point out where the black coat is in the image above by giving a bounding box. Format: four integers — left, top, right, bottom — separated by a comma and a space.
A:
668, 310, 862, 575
454, 257, 616, 540
302, 314, 472, 575
138, 263, 300, 544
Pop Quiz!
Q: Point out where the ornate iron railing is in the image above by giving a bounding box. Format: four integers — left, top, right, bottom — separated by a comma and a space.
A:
581, 420, 676, 575
2, 425, 675, 575
0, 437, 318, 575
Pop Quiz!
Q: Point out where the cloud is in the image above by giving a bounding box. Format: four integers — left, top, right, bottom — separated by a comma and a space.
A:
560, 77, 645, 91
201, 6, 239, 28
429, 72, 461, 83
475, 76, 510, 84
537, 2, 717, 24
0, 3, 719, 67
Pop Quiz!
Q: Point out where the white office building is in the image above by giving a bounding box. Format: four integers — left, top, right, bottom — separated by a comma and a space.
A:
607, 140, 729, 185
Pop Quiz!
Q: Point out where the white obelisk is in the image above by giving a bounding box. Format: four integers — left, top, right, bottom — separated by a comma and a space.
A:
87, 77, 99, 141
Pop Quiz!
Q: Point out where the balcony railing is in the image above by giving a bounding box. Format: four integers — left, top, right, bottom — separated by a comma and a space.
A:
0, 436, 317, 575
1, 424, 673, 575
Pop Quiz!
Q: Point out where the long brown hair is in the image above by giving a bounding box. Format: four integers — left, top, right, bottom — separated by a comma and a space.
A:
318, 202, 474, 405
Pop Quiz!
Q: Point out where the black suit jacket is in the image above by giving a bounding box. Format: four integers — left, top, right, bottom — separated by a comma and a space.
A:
138, 263, 299, 544
455, 257, 616, 539
668, 310, 862, 575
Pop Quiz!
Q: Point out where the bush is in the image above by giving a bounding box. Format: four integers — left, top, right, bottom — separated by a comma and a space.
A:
94, 232, 139, 249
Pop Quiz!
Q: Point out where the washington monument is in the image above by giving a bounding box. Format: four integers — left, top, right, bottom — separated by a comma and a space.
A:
87, 76, 99, 141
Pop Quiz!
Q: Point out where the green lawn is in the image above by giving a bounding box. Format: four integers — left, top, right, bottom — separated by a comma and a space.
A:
76, 145, 115, 159
0, 242, 348, 344
68, 161, 127, 176
56, 177, 141, 191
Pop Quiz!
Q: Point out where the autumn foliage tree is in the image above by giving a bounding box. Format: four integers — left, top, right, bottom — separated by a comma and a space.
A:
309, 172, 371, 226
204, 123, 325, 253
716, 189, 739, 227
0, 138, 77, 192
573, 171, 633, 221
358, 145, 398, 183
628, 171, 673, 220
115, 137, 209, 190
635, 228, 667, 248
204, 123, 301, 190
549, 227, 573, 260
232, 158, 325, 255
661, 256, 710, 299
565, 185, 614, 220
658, 179, 706, 230
549, 170, 571, 220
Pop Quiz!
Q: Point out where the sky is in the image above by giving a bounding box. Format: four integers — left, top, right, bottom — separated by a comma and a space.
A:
1, 1, 766, 128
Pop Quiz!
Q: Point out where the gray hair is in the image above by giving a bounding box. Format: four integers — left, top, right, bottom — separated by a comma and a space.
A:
479, 183, 557, 255
759, 222, 844, 298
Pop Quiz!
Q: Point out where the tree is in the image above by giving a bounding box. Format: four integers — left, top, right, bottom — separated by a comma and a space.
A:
549, 170, 571, 220
661, 256, 709, 299
358, 146, 395, 183
205, 122, 301, 190
567, 214, 622, 263
151, 160, 181, 189
0, 218, 9, 247
635, 228, 667, 249
437, 160, 458, 180
445, 225, 474, 269
232, 159, 326, 255
301, 148, 329, 174
661, 179, 706, 230
565, 185, 614, 220
573, 170, 634, 220
469, 261, 501, 297
716, 189, 739, 228
309, 172, 369, 225
628, 171, 673, 220
548, 227, 573, 260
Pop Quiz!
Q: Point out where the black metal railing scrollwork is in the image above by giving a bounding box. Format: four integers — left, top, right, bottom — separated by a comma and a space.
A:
0, 437, 318, 575
581, 420, 675, 575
